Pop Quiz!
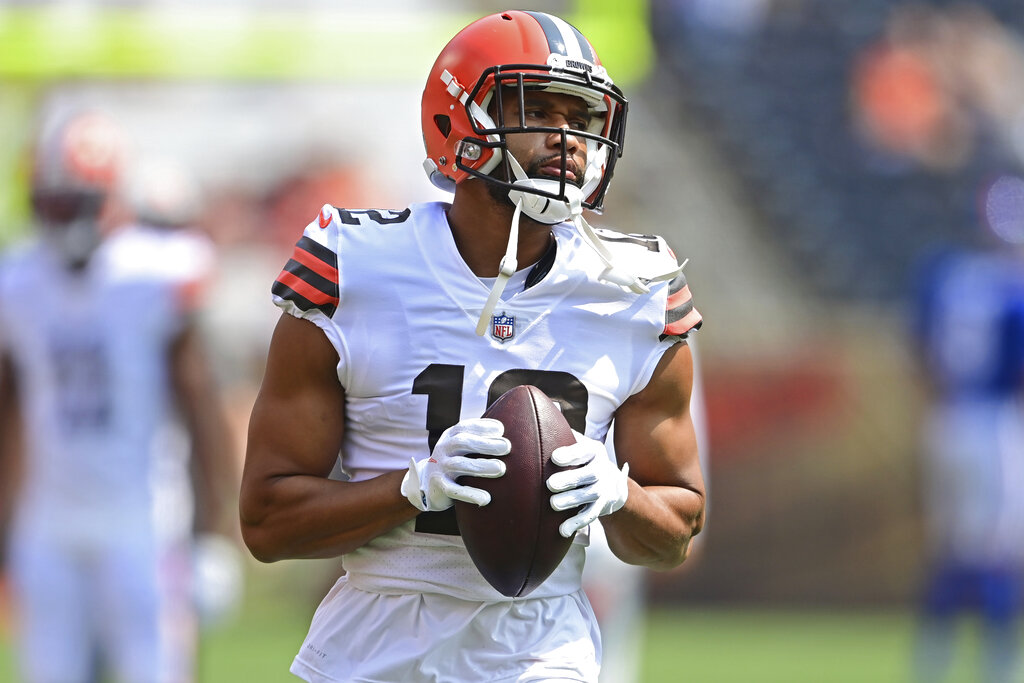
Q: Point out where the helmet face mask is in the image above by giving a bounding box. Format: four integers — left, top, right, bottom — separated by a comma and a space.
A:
421, 11, 628, 216
460, 68, 626, 212
31, 187, 106, 226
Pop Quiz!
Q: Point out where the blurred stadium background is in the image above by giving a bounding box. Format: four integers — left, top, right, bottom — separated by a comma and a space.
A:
3, 0, 1024, 681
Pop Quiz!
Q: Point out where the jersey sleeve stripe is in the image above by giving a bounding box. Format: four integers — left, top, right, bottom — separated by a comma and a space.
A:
665, 299, 695, 325
664, 307, 703, 336
275, 270, 338, 306
273, 270, 339, 317
293, 237, 339, 282
271, 281, 338, 319
666, 283, 692, 311
296, 236, 337, 268
272, 280, 313, 310
271, 234, 341, 317
271, 280, 338, 318
281, 258, 337, 297
664, 271, 698, 332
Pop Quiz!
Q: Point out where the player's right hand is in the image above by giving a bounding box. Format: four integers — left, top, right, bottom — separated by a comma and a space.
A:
547, 430, 630, 538
400, 418, 510, 512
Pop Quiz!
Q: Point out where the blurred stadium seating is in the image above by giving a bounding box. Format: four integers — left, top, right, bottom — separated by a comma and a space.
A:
624, 0, 1024, 612
652, 0, 1024, 302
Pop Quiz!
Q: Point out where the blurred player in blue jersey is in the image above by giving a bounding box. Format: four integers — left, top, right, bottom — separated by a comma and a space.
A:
0, 105, 237, 683
910, 230, 1024, 683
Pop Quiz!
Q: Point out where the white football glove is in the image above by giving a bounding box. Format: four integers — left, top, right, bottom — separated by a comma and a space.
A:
400, 418, 511, 512
547, 431, 630, 538
193, 533, 244, 628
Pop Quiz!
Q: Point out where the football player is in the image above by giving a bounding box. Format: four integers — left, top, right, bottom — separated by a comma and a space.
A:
911, 234, 1024, 683
0, 105, 237, 683
240, 10, 706, 682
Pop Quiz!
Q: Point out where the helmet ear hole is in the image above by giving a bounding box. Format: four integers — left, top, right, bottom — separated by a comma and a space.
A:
433, 115, 452, 138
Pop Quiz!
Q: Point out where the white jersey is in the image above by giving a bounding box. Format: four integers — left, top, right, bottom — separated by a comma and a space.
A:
1, 224, 215, 683
272, 201, 702, 602
0, 225, 210, 543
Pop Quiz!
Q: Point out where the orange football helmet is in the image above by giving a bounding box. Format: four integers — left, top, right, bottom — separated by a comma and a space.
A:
421, 10, 627, 216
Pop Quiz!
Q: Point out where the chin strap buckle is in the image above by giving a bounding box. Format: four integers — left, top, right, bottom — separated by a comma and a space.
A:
497, 255, 517, 278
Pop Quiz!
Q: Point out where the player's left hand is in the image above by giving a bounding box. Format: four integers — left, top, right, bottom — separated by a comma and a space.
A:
546, 431, 629, 538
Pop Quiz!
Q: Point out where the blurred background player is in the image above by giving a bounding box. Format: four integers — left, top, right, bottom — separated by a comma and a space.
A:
121, 155, 246, 632
0, 104, 238, 683
582, 337, 709, 683
910, 224, 1024, 683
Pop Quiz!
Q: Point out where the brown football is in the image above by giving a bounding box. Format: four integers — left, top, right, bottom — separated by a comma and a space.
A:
455, 384, 579, 598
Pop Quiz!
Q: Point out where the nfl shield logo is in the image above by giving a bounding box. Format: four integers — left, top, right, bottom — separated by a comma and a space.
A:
491, 313, 515, 342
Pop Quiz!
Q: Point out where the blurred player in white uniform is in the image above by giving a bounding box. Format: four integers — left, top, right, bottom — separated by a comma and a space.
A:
240, 11, 707, 682
0, 107, 236, 683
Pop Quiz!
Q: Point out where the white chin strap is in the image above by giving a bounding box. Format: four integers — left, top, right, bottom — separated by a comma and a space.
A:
475, 198, 524, 336
475, 153, 685, 337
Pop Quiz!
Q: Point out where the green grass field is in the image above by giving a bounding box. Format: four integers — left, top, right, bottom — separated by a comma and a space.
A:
0, 595, 998, 682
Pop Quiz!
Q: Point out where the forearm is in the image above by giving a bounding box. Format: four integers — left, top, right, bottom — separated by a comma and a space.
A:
239, 468, 419, 562
600, 480, 704, 571
183, 398, 237, 536
170, 322, 238, 536
0, 429, 20, 564
0, 355, 22, 561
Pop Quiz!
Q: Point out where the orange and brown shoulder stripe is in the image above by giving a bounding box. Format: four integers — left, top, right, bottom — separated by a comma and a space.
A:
272, 235, 339, 317
662, 273, 702, 339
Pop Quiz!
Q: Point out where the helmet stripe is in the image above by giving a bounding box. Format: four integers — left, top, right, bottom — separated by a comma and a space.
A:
548, 15, 589, 61
567, 24, 597, 63
525, 11, 587, 61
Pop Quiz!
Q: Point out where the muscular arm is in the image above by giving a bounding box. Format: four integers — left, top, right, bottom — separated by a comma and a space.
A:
239, 313, 419, 562
169, 319, 238, 536
604, 341, 705, 570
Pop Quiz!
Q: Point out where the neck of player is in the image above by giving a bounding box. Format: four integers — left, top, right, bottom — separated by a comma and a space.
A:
447, 179, 553, 277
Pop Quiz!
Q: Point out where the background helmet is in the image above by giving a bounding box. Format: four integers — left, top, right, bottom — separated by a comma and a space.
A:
421, 10, 628, 214
28, 108, 125, 266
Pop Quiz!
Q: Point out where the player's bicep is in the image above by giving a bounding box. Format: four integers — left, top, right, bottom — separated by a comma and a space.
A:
614, 343, 703, 494
243, 313, 345, 490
